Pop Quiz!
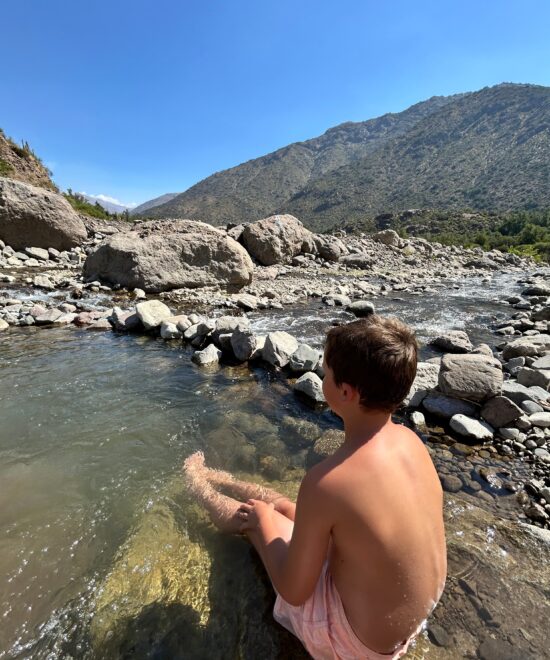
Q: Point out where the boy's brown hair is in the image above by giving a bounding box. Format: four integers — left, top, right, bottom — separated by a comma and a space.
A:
324, 315, 418, 412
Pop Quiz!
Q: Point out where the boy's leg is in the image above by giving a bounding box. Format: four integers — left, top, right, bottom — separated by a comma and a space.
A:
183, 453, 244, 533
189, 451, 296, 520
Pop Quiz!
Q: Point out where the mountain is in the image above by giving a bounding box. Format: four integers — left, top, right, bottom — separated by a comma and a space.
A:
135, 83, 550, 231
130, 192, 180, 216
135, 93, 461, 222
0, 129, 57, 191
78, 193, 134, 214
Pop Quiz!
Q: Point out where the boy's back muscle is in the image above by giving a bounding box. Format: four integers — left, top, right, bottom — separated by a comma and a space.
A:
317, 423, 446, 654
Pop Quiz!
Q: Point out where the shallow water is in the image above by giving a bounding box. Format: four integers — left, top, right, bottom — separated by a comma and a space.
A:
1, 270, 549, 658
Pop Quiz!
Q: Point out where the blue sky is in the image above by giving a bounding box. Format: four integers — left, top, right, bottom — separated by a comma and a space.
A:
1, 0, 549, 208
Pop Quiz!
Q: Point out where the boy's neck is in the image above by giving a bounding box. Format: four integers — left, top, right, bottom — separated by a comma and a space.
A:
342, 408, 393, 448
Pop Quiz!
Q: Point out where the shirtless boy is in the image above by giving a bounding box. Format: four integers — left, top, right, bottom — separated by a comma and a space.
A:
184, 315, 447, 659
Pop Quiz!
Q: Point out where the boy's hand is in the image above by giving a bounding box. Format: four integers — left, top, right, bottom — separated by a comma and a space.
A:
238, 499, 274, 532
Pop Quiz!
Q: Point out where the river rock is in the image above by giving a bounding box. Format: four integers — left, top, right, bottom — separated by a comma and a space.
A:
84, 220, 253, 292
32, 275, 55, 290
230, 326, 257, 361
192, 343, 222, 366
450, 414, 494, 441
294, 372, 325, 403
439, 354, 502, 402
212, 316, 249, 346
0, 319, 8, 331
532, 354, 550, 370
289, 344, 322, 373
35, 308, 63, 325
373, 229, 401, 247
110, 307, 142, 332
310, 429, 345, 463
481, 396, 523, 428
87, 318, 112, 331
403, 362, 440, 407
0, 178, 87, 250
502, 335, 550, 360
24, 246, 49, 261
241, 214, 315, 266
502, 381, 550, 405
136, 300, 172, 330
423, 392, 477, 419
263, 331, 299, 368
314, 235, 347, 261
410, 411, 427, 429
517, 367, 550, 389
346, 300, 375, 317
160, 321, 181, 339
339, 253, 374, 269
429, 330, 473, 353
529, 412, 550, 428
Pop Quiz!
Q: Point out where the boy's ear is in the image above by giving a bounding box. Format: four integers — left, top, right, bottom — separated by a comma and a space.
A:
340, 382, 359, 402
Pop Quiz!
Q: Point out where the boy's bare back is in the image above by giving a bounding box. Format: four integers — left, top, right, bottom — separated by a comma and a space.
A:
310, 420, 446, 654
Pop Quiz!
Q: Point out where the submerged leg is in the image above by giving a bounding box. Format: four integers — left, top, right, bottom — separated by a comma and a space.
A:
201, 461, 296, 520
183, 452, 244, 533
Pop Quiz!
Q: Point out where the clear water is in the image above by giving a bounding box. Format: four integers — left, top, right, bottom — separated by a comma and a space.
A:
1, 270, 549, 659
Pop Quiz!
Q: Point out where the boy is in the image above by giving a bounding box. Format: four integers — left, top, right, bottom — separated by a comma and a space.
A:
184, 315, 447, 659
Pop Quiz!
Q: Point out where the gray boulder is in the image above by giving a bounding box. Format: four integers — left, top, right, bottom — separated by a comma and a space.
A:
502, 335, 550, 360
373, 229, 401, 247
192, 343, 222, 366
242, 214, 315, 266
0, 178, 87, 250
450, 414, 494, 441
532, 306, 550, 321
289, 344, 322, 373
339, 253, 374, 269
136, 300, 172, 330
403, 362, 440, 407
422, 392, 477, 419
25, 246, 49, 261
517, 367, 550, 389
294, 372, 325, 403
530, 412, 550, 428
347, 300, 375, 317
532, 354, 550, 370
212, 316, 249, 346
160, 321, 182, 340
502, 381, 550, 405
263, 331, 299, 368
230, 326, 257, 362
314, 235, 347, 261
109, 307, 142, 332
0, 319, 9, 331
438, 354, 502, 402
84, 220, 253, 292
429, 330, 473, 353
480, 396, 523, 428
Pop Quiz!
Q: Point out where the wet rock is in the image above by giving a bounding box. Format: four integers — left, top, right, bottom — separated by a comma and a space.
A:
410, 411, 427, 430
212, 316, 249, 345
441, 475, 463, 492
423, 392, 477, 419
480, 396, 523, 428
230, 326, 257, 362
289, 344, 322, 373
87, 318, 112, 331
280, 416, 322, 446
192, 343, 222, 366
0, 178, 87, 250
84, 220, 253, 292
0, 319, 8, 331
136, 300, 172, 330
35, 308, 63, 325
450, 414, 494, 441
110, 307, 142, 332
263, 331, 299, 368
294, 372, 325, 403
346, 300, 375, 317
477, 637, 528, 660
242, 214, 314, 266
532, 305, 550, 321
160, 321, 182, 339
32, 274, 55, 290
310, 429, 345, 463
429, 330, 473, 353
439, 354, 502, 403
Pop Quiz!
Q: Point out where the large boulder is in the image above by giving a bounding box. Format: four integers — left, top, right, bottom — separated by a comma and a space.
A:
372, 229, 402, 247
83, 220, 253, 293
429, 331, 473, 354
438, 354, 503, 403
263, 331, 299, 368
242, 214, 315, 266
313, 235, 347, 262
403, 362, 440, 407
502, 335, 550, 361
0, 177, 87, 250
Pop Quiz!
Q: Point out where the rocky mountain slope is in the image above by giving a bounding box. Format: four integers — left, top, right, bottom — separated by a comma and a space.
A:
0, 130, 57, 191
137, 83, 550, 230
131, 192, 180, 216
135, 93, 460, 222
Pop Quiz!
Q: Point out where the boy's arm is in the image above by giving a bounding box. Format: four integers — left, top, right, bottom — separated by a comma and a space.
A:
245, 468, 332, 606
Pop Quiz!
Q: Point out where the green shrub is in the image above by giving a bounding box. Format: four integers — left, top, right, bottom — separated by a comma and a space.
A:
0, 158, 13, 176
